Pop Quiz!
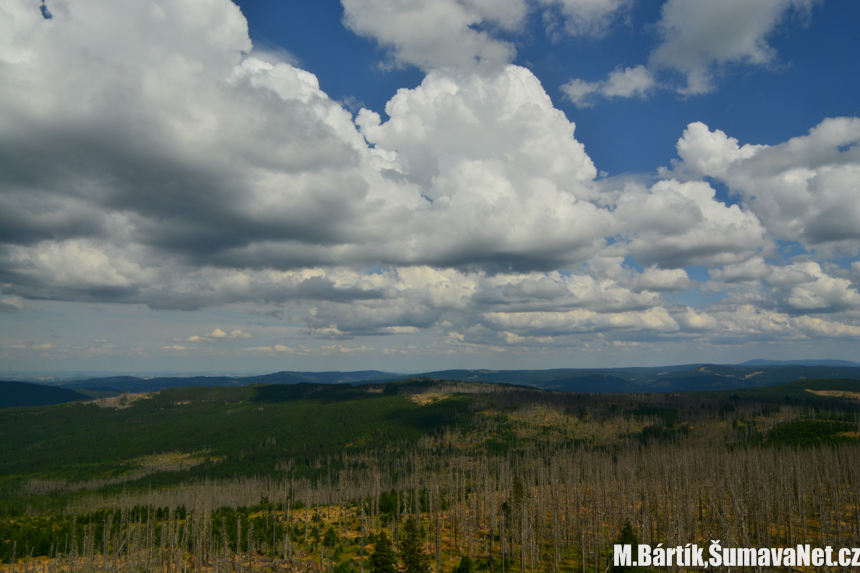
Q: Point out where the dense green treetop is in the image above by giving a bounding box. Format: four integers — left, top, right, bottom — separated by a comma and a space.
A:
399, 516, 431, 573
370, 531, 397, 573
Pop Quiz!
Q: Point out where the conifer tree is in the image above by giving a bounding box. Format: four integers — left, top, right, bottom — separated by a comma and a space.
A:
370, 531, 396, 573
611, 519, 639, 573
400, 516, 431, 573
454, 555, 474, 573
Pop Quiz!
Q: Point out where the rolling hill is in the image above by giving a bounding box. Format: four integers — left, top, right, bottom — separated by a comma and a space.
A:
0, 380, 91, 409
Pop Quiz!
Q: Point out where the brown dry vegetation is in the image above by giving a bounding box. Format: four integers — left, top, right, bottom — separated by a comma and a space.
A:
805, 389, 860, 400
91, 393, 152, 410
4, 440, 859, 573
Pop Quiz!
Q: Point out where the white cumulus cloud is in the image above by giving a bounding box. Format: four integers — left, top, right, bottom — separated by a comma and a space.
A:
341, 0, 526, 71
651, 0, 818, 94
0, 0, 856, 360
186, 328, 254, 342
537, 0, 632, 38
560, 0, 818, 104
562, 66, 655, 108
611, 179, 769, 268
663, 118, 860, 254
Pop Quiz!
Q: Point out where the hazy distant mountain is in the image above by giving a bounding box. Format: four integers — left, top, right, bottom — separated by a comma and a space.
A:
738, 359, 860, 367
416, 363, 860, 393
251, 371, 402, 385
32, 362, 860, 396
60, 370, 401, 393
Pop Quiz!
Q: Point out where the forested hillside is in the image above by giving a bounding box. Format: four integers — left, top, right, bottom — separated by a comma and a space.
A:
0, 381, 90, 409
2, 378, 859, 572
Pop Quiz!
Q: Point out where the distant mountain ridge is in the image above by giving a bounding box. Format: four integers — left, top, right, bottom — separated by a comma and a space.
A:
57, 370, 402, 393
3, 361, 859, 408
55, 362, 860, 395
419, 363, 860, 393
738, 359, 860, 367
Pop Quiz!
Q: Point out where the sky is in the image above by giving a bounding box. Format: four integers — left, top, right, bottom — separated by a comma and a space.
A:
1, 0, 859, 376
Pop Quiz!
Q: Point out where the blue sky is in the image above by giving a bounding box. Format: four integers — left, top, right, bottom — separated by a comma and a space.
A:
1, 0, 859, 376
236, 0, 860, 175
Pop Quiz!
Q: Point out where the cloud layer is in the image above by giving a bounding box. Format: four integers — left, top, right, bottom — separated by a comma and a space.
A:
1, 0, 857, 364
